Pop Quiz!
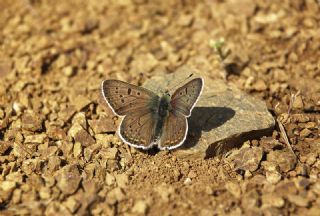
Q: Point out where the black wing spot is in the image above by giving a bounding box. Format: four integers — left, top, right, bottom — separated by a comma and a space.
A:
115, 91, 118, 94
120, 95, 123, 98
137, 92, 141, 96
115, 87, 118, 90
180, 92, 183, 95
128, 88, 132, 95
121, 99, 125, 103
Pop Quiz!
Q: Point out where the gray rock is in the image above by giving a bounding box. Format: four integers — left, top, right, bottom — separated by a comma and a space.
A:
143, 66, 275, 158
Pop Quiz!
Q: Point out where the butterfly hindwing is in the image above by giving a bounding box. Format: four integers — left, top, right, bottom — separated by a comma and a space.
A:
101, 80, 159, 116
119, 109, 158, 149
159, 111, 187, 150
170, 78, 203, 117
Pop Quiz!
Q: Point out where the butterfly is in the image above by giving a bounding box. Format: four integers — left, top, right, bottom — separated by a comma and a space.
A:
101, 77, 204, 150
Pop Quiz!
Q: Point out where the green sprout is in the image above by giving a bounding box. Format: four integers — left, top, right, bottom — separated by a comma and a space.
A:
209, 38, 230, 61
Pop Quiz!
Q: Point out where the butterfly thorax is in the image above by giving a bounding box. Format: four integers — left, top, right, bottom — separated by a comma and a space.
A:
152, 94, 171, 141
158, 94, 171, 117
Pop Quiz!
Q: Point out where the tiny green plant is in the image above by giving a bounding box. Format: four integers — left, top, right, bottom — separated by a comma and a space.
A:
209, 38, 230, 61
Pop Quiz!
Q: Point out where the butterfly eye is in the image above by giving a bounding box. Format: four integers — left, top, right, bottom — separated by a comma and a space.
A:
127, 88, 131, 95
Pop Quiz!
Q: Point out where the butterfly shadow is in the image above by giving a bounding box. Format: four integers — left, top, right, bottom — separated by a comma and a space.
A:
182, 106, 236, 149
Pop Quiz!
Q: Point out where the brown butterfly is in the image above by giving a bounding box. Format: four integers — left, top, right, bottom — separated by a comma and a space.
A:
101, 77, 203, 150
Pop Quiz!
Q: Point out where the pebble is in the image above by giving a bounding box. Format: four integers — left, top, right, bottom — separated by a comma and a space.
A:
300, 128, 312, 137
230, 147, 263, 172
132, 200, 149, 215
24, 134, 47, 144
267, 150, 297, 172
115, 173, 129, 188
287, 194, 310, 207
184, 177, 192, 185
21, 113, 43, 132
55, 164, 81, 195
73, 95, 91, 111
266, 170, 282, 184
225, 181, 241, 198
64, 196, 81, 213
261, 193, 285, 208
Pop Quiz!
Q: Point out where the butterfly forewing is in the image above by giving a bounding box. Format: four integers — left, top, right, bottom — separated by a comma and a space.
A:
119, 109, 158, 149
159, 111, 187, 150
101, 80, 159, 116
170, 78, 203, 117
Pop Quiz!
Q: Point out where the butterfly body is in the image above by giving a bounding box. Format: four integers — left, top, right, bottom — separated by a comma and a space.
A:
101, 77, 203, 150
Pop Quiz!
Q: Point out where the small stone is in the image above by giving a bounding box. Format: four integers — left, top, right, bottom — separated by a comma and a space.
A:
24, 134, 47, 144
252, 79, 267, 91
0, 180, 16, 201
84, 143, 101, 161
287, 194, 310, 207
106, 187, 125, 204
274, 181, 298, 197
104, 148, 119, 159
184, 177, 192, 185
305, 153, 317, 166
187, 170, 197, 178
292, 95, 304, 109
82, 179, 101, 194
73, 95, 92, 111
241, 189, 259, 209
63, 66, 75, 77
68, 123, 83, 139
294, 177, 310, 190
39, 187, 51, 200
0, 180, 16, 191
225, 181, 241, 198
132, 200, 149, 215
59, 106, 77, 123
21, 113, 43, 132
13, 142, 31, 158
115, 173, 129, 188
266, 171, 282, 184
73, 142, 82, 158
155, 183, 175, 202
74, 129, 96, 147
261, 193, 285, 208
267, 150, 297, 172
55, 164, 81, 195
0, 141, 11, 155
106, 172, 116, 186
230, 147, 263, 172
47, 126, 67, 140
64, 196, 81, 213
47, 156, 61, 172
89, 115, 116, 134
300, 128, 312, 137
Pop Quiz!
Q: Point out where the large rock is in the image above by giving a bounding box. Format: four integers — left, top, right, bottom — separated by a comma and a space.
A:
143, 66, 275, 158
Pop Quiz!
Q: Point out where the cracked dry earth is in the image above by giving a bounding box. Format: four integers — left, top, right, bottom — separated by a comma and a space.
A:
0, 0, 320, 215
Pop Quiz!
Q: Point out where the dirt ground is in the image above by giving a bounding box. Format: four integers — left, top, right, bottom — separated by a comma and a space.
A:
0, 0, 320, 215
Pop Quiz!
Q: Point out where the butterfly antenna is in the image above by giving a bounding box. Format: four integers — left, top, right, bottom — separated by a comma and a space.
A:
166, 73, 194, 94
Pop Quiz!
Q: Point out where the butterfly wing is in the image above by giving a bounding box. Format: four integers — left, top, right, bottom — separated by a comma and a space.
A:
158, 78, 203, 150
119, 110, 158, 149
101, 80, 160, 149
170, 78, 204, 117
158, 111, 187, 150
101, 80, 159, 116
